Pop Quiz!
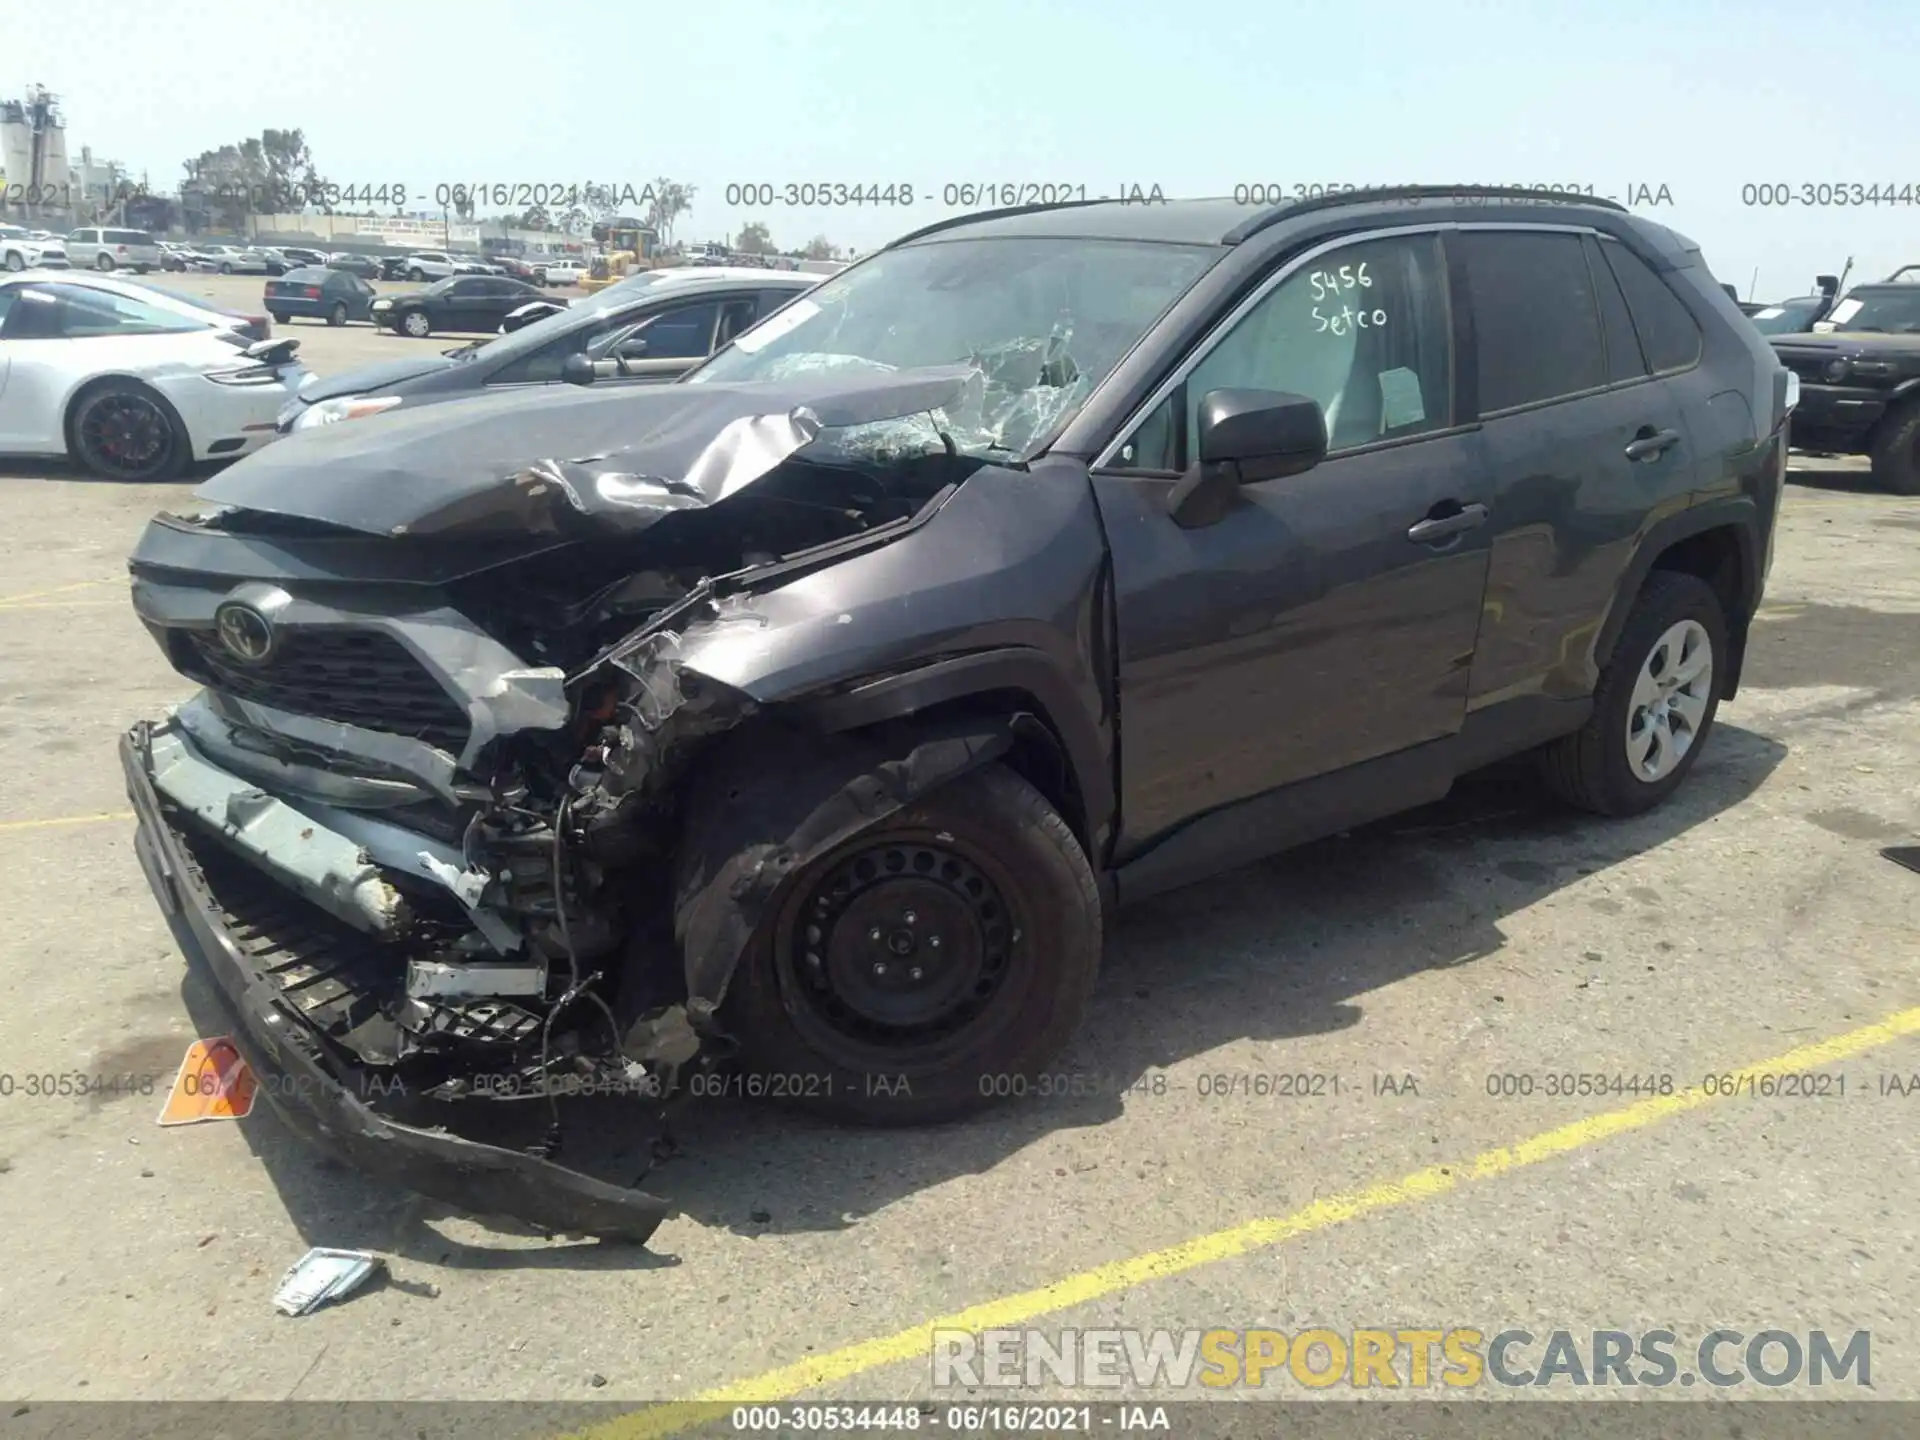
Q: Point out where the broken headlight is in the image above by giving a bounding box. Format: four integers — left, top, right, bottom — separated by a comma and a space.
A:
293, 395, 405, 429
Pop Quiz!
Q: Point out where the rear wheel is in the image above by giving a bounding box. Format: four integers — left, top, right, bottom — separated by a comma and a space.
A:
67, 381, 189, 482
268, 310, 290, 324
1539, 571, 1726, 816
400, 308, 431, 338
1869, 402, 1920, 496
717, 765, 1102, 1125
219, 262, 233, 274
327, 300, 348, 327
408, 267, 425, 282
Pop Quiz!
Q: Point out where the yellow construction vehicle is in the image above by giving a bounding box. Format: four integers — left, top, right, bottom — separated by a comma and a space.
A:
578, 221, 659, 293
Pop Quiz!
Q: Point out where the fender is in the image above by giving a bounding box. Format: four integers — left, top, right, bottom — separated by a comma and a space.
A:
1593, 496, 1761, 696
798, 646, 1115, 860
670, 715, 1025, 1015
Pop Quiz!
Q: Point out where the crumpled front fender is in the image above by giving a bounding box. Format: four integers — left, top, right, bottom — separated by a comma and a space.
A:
670, 716, 1020, 1016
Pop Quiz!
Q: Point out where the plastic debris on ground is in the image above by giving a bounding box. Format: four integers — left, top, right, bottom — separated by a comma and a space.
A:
272, 1248, 386, 1315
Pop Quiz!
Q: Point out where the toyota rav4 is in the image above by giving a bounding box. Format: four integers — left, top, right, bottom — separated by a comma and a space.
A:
120, 188, 1792, 1243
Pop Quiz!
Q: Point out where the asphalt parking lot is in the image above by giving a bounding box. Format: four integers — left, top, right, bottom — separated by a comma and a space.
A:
0, 283, 1917, 1420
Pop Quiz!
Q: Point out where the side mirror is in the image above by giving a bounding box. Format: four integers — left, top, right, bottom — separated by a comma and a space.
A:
1166, 389, 1328, 528
561, 351, 596, 386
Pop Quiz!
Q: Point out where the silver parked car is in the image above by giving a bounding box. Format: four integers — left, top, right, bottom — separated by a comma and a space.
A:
64, 226, 164, 273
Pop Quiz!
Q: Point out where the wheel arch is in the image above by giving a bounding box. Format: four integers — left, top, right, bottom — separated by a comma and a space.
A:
62, 373, 193, 462
1595, 501, 1760, 699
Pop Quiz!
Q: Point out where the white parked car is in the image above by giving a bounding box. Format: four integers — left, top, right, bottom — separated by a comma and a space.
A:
540, 257, 588, 286
0, 225, 69, 272
403, 252, 461, 281
64, 226, 164, 273
35, 270, 275, 341
0, 274, 307, 480
193, 246, 271, 275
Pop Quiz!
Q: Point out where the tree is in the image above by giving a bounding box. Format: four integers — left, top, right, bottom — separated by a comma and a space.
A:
736, 220, 773, 255
451, 186, 476, 222
517, 204, 551, 231
643, 177, 695, 246
803, 234, 836, 260
180, 128, 326, 230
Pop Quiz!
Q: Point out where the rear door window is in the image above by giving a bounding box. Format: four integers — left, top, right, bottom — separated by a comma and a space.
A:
1455, 231, 1607, 412
1598, 239, 1703, 372
632, 299, 723, 359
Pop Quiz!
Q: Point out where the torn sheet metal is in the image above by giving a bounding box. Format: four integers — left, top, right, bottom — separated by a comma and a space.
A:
272, 1248, 384, 1315
406, 959, 548, 999
148, 728, 409, 939
193, 365, 979, 539
671, 718, 1020, 1010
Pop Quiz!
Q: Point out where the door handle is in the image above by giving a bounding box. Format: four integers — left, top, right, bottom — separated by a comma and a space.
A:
1624, 427, 1682, 462
1407, 502, 1489, 544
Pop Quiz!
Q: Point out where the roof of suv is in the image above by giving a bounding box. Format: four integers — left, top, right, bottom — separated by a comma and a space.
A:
887, 186, 1635, 249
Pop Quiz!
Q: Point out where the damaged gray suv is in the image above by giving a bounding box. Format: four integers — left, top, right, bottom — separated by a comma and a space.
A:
122, 188, 1791, 1243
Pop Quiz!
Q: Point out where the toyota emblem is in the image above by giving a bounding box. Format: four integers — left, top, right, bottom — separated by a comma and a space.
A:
213, 601, 276, 664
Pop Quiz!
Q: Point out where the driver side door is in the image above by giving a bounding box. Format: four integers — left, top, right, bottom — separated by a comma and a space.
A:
1090, 229, 1495, 879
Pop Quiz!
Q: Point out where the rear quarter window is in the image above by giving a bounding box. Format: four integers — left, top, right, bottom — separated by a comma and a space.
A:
1598, 239, 1703, 373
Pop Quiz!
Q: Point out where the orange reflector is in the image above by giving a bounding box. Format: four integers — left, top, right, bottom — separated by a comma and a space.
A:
157, 1037, 259, 1126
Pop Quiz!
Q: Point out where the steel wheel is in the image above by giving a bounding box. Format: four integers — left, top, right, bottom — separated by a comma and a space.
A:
327, 300, 348, 327
71, 386, 183, 481
96, 253, 115, 270
1625, 619, 1712, 782
774, 833, 1020, 1059
401, 309, 431, 337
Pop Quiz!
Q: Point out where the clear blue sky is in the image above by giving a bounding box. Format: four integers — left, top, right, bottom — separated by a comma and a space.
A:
10, 0, 1919, 293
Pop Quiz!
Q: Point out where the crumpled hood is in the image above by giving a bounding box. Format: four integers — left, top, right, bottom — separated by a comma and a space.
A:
196, 366, 977, 539
294, 353, 458, 403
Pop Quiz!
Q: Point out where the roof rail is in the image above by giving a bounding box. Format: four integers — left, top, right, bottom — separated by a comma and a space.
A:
1883, 264, 1920, 283
1221, 185, 1631, 244
883, 199, 1119, 249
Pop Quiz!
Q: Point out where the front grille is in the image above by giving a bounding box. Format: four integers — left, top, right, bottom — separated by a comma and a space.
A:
173, 627, 471, 752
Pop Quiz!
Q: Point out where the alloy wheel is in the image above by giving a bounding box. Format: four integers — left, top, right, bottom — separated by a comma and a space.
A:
76, 391, 174, 478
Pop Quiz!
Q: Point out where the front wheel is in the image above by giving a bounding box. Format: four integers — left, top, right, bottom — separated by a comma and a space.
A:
718, 765, 1102, 1125
96, 253, 115, 271
3, 252, 22, 272
408, 267, 425, 282
67, 381, 189, 482
1539, 570, 1727, 816
1869, 402, 1920, 496
399, 309, 431, 338
327, 301, 348, 327
219, 263, 233, 274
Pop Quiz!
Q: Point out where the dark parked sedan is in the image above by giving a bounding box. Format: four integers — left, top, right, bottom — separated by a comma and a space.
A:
368, 274, 553, 337
264, 266, 379, 326
280, 273, 814, 430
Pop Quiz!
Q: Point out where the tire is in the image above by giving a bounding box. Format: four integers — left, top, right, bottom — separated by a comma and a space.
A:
66, 380, 190, 483
717, 764, 1102, 1125
3, 252, 22, 272
399, 309, 431, 338
1869, 402, 1920, 496
1539, 570, 1727, 817
96, 253, 115, 271
327, 301, 348, 327
267, 310, 289, 324
133, 265, 150, 274
219, 263, 233, 274
408, 267, 425, 282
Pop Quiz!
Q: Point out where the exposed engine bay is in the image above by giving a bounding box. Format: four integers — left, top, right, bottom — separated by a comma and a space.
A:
121, 365, 1071, 1240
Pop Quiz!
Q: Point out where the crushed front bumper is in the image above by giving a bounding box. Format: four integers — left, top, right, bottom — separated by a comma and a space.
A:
120, 719, 672, 1245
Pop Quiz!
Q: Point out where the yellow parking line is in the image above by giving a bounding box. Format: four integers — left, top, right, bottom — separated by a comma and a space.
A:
0, 810, 134, 833
576, 1002, 1920, 1440
0, 579, 113, 607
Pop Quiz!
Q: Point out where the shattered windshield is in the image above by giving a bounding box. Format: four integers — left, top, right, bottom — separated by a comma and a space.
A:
686, 236, 1219, 457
